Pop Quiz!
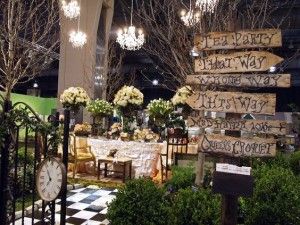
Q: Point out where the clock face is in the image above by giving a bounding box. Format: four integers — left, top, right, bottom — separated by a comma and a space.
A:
36, 157, 66, 202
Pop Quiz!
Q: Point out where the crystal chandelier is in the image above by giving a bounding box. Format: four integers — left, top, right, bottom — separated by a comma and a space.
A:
180, 0, 201, 27
196, 0, 218, 13
69, 30, 87, 48
68, 0, 87, 48
61, 0, 80, 19
116, 0, 145, 51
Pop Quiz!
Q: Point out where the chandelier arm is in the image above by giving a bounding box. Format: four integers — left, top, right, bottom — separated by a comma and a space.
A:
77, 0, 81, 30
130, 0, 133, 26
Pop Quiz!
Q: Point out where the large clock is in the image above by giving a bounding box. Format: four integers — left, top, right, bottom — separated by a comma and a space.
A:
36, 157, 66, 202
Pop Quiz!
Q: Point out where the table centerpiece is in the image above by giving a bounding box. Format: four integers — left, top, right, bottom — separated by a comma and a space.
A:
147, 98, 174, 141
87, 99, 113, 136
171, 85, 194, 119
113, 85, 144, 137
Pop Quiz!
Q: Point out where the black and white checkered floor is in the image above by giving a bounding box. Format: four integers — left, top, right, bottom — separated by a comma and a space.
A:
15, 186, 118, 225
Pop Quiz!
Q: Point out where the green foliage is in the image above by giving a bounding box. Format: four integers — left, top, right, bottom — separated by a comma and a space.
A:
107, 178, 169, 225
166, 165, 196, 191
290, 151, 300, 175
252, 152, 291, 170
166, 113, 186, 132
169, 188, 221, 225
243, 165, 300, 225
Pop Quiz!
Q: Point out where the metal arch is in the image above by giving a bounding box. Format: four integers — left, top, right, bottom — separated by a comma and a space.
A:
13, 102, 43, 123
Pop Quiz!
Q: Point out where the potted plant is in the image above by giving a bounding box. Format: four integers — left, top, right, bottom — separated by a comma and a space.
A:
74, 123, 92, 137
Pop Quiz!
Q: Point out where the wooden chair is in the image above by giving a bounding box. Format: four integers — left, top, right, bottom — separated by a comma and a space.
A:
161, 129, 189, 183
69, 134, 96, 178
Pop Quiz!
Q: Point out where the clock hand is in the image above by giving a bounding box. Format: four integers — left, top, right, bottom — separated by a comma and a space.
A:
46, 167, 52, 181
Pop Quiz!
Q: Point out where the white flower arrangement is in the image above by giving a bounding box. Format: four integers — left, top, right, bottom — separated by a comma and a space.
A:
74, 123, 92, 136
113, 85, 144, 107
60, 87, 90, 109
171, 85, 194, 106
86, 99, 113, 117
147, 98, 174, 119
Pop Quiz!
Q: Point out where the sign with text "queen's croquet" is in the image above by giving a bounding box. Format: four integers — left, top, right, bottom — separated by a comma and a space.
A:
195, 51, 283, 74
186, 91, 276, 115
200, 134, 276, 157
194, 29, 282, 51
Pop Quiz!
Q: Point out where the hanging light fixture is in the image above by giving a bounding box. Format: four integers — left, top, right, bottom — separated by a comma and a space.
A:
180, 0, 201, 27
61, 0, 80, 19
196, 0, 218, 13
69, 0, 87, 48
116, 0, 145, 51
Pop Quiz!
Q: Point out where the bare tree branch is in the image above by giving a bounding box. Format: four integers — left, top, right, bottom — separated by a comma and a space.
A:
0, 0, 59, 100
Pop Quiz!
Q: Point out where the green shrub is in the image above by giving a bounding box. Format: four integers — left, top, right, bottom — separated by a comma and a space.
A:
107, 178, 169, 225
165, 165, 196, 191
170, 188, 221, 225
243, 165, 300, 225
252, 152, 290, 170
290, 151, 300, 175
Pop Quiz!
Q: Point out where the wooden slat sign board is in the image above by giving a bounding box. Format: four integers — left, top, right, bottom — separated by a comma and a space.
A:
187, 91, 276, 115
195, 29, 282, 51
195, 51, 283, 74
188, 117, 287, 135
199, 134, 276, 157
186, 74, 291, 88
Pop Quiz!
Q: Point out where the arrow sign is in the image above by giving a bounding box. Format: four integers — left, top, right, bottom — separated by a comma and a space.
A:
188, 117, 287, 135
195, 51, 283, 74
186, 74, 291, 88
194, 29, 282, 51
186, 91, 276, 115
199, 134, 276, 157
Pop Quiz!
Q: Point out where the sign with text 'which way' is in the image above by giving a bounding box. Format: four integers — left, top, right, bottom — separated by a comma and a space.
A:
186, 91, 276, 115
195, 51, 283, 74
186, 74, 290, 88
194, 29, 282, 51
188, 117, 287, 135
200, 134, 276, 157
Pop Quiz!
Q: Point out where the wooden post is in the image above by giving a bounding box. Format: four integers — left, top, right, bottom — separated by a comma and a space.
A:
221, 8, 240, 225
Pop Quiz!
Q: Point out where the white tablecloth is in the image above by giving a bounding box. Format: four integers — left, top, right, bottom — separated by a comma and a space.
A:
88, 139, 161, 178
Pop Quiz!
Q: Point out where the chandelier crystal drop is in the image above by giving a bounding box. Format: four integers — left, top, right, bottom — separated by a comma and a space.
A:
180, 9, 201, 27
69, 30, 87, 48
196, 0, 218, 13
116, 0, 145, 51
61, 0, 80, 19
117, 26, 145, 51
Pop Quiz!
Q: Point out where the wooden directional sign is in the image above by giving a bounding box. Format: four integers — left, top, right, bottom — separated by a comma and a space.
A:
186, 91, 276, 115
195, 29, 282, 51
199, 134, 276, 157
188, 117, 287, 135
186, 74, 291, 88
195, 51, 283, 74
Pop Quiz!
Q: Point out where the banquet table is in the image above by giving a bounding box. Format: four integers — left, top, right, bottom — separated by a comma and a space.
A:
70, 137, 199, 179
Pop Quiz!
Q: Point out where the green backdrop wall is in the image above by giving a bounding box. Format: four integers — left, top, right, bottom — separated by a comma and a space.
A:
1, 92, 57, 116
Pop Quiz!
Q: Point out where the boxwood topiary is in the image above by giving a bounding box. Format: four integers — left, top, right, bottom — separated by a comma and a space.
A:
243, 165, 300, 225
169, 188, 221, 225
107, 178, 170, 225
165, 165, 196, 191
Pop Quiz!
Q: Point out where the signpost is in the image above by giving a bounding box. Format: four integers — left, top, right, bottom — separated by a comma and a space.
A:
199, 134, 277, 157
186, 91, 276, 115
194, 29, 282, 51
189, 27, 283, 225
195, 51, 283, 74
186, 74, 291, 88
188, 117, 287, 135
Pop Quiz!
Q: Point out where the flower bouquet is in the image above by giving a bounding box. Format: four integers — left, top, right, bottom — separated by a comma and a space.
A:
147, 99, 174, 140
74, 123, 92, 137
171, 85, 194, 118
87, 99, 113, 136
113, 85, 143, 133
60, 87, 90, 112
